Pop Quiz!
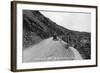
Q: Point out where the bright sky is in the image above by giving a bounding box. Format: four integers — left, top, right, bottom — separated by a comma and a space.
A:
40, 11, 91, 32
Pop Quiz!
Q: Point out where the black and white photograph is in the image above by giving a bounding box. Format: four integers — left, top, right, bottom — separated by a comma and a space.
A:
23, 10, 91, 62
11, 1, 97, 71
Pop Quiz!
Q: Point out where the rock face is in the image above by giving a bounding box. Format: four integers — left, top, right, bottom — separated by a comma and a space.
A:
23, 10, 91, 59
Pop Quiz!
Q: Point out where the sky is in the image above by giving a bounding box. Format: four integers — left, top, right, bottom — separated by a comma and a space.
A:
40, 11, 91, 32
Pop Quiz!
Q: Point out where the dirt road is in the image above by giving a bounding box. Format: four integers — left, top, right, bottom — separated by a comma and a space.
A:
23, 37, 83, 62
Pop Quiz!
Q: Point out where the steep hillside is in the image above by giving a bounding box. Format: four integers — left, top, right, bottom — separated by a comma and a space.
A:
23, 10, 91, 59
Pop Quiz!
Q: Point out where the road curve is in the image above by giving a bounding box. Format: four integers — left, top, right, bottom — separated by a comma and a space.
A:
23, 37, 83, 62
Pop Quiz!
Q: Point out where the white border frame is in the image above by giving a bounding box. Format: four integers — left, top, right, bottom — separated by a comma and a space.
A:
16, 3, 97, 70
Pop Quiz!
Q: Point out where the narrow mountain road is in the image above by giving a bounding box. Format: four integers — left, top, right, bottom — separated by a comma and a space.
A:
23, 37, 83, 62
